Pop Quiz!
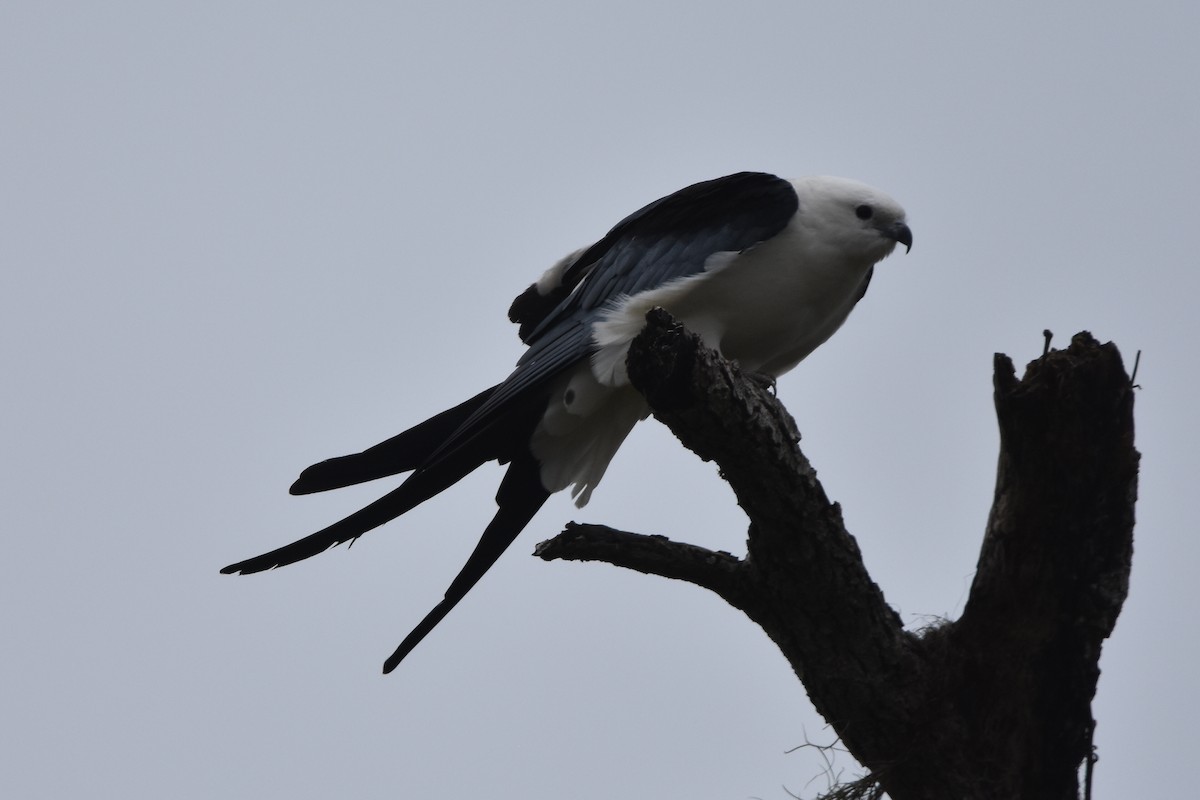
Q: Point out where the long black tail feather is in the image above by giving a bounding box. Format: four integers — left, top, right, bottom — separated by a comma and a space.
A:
221, 438, 504, 575
289, 385, 498, 496
382, 452, 549, 673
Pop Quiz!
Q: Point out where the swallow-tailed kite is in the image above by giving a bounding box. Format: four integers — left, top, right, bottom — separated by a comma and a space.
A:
222, 171, 912, 673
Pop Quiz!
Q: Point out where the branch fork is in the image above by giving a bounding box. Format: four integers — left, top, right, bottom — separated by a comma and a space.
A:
537, 309, 1137, 800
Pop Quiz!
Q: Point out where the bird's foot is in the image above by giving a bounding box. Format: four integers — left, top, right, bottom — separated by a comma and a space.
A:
746, 370, 778, 395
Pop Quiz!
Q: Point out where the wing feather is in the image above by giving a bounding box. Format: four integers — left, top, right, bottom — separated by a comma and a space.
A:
426, 172, 799, 471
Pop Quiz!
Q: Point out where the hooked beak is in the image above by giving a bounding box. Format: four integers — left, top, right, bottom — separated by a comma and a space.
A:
884, 221, 913, 253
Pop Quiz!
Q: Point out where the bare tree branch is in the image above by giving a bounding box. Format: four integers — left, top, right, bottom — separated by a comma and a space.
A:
536, 310, 1137, 800
533, 522, 754, 609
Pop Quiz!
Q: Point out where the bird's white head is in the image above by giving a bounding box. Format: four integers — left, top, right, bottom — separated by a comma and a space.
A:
789, 176, 912, 264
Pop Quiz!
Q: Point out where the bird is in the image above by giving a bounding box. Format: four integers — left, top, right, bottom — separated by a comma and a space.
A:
221, 171, 912, 673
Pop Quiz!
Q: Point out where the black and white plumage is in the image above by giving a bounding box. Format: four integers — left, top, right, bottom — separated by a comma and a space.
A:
221, 171, 912, 673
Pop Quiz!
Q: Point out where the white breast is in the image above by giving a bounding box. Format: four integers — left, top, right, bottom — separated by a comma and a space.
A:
589, 212, 877, 384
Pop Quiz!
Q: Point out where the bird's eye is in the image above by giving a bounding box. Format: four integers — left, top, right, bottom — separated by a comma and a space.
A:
855, 204, 874, 221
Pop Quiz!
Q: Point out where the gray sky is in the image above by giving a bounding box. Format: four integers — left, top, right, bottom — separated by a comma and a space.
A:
3, 2, 1195, 797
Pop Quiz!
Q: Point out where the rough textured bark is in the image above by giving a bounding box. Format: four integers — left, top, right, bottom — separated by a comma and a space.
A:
536, 309, 1138, 800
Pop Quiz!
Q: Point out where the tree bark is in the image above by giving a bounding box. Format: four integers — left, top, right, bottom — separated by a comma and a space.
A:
535, 309, 1138, 800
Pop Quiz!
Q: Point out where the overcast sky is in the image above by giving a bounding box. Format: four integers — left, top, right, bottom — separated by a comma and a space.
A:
3, 2, 1196, 798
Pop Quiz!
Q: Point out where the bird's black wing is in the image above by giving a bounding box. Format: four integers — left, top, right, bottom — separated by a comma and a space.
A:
507, 172, 797, 345
429, 172, 799, 467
